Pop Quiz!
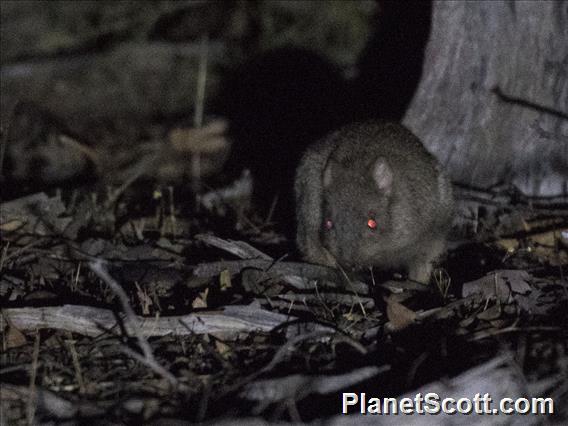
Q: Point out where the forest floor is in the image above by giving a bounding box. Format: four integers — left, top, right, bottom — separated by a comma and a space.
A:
2, 164, 567, 424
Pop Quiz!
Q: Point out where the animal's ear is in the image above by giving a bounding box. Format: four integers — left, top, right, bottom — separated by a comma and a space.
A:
372, 157, 393, 195
323, 163, 333, 188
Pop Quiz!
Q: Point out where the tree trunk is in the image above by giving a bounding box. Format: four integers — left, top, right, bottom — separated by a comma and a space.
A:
403, 0, 568, 197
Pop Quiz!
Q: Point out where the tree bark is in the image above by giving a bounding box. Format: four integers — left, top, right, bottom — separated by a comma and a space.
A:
404, 0, 568, 197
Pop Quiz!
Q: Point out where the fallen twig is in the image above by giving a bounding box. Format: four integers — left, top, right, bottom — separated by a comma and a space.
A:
1, 304, 297, 338
195, 233, 273, 260
89, 260, 178, 388
193, 259, 369, 294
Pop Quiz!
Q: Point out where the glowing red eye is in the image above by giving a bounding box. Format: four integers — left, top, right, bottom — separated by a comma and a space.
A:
324, 219, 333, 230
367, 218, 377, 229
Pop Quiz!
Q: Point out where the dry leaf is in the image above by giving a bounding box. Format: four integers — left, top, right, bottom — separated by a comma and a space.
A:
5, 325, 28, 348
495, 238, 519, 253
459, 315, 477, 329
169, 119, 229, 154
215, 340, 231, 359
219, 269, 232, 291
135, 283, 153, 315
0, 220, 24, 232
527, 229, 568, 265
476, 304, 502, 321
192, 287, 209, 309
495, 228, 568, 265
385, 295, 417, 331
1, 311, 28, 348
462, 270, 532, 301
342, 311, 365, 322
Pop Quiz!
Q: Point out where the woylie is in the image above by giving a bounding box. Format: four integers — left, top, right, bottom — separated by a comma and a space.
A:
295, 121, 454, 283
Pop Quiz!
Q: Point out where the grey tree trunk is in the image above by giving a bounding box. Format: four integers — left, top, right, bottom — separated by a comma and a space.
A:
403, 0, 568, 197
